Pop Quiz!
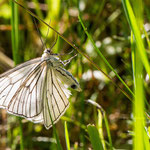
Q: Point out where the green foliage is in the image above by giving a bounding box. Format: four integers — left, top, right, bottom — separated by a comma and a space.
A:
10, 1, 24, 150
87, 125, 104, 150
0, 0, 150, 149
64, 122, 71, 150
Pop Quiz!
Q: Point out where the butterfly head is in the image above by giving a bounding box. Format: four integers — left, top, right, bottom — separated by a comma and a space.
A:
44, 49, 51, 54
42, 49, 52, 59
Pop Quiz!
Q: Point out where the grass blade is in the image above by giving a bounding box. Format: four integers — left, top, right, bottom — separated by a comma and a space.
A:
122, 0, 150, 77
46, 98, 63, 150
78, 14, 134, 98
87, 125, 104, 150
103, 113, 113, 150
87, 99, 113, 150
10, 0, 19, 65
97, 110, 106, 150
78, 14, 133, 101
131, 32, 145, 150
10, 1, 24, 150
129, 1, 150, 149
64, 122, 71, 150
13, 0, 132, 101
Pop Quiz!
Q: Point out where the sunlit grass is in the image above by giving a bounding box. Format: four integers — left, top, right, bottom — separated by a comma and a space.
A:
122, 0, 150, 149
10, 1, 24, 150
0, 0, 150, 149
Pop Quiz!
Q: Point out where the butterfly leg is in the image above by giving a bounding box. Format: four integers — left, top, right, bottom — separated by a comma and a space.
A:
52, 49, 75, 57
58, 49, 75, 56
63, 54, 77, 66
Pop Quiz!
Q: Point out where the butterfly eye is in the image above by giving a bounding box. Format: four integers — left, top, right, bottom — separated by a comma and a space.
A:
47, 49, 51, 53
71, 84, 77, 89
44, 49, 51, 54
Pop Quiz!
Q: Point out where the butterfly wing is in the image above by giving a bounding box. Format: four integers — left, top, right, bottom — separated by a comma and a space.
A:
0, 58, 46, 122
54, 66, 81, 91
0, 54, 81, 129
0, 58, 40, 108
43, 66, 70, 129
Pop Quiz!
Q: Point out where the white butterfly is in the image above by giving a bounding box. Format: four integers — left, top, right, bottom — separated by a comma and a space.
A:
0, 49, 81, 129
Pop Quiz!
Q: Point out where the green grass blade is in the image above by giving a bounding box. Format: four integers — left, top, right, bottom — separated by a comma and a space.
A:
53, 128, 63, 150
131, 32, 145, 150
97, 110, 106, 150
64, 122, 71, 150
103, 113, 113, 150
10, 0, 19, 65
86, 100, 113, 150
18, 118, 24, 150
122, 0, 150, 77
127, 0, 150, 148
46, 97, 63, 150
10, 1, 24, 150
78, 14, 133, 100
87, 125, 104, 150
13, 0, 132, 101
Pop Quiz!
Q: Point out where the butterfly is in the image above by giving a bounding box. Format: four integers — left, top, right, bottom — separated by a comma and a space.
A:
0, 49, 81, 129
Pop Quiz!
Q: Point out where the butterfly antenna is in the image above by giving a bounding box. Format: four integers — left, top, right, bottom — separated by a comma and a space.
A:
44, 19, 58, 52
44, 19, 51, 46
33, 17, 47, 50
50, 33, 58, 50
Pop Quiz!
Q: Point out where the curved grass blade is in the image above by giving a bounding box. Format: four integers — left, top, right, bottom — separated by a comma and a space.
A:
122, 0, 150, 77
13, 0, 132, 101
78, 14, 134, 99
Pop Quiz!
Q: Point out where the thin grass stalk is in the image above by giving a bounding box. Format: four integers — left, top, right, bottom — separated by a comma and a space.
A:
64, 122, 71, 150
103, 112, 113, 150
11, 1, 19, 64
13, 0, 132, 101
46, 96, 63, 150
78, 14, 134, 99
10, 1, 24, 150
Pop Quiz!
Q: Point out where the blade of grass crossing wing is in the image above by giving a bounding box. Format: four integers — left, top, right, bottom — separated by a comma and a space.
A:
13, 0, 132, 101
11, 1, 24, 150
46, 98, 63, 150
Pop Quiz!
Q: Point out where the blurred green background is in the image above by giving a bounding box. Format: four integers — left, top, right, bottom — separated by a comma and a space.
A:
0, 0, 150, 150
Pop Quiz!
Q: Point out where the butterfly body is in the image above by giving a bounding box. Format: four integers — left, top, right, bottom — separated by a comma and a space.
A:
0, 49, 81, 129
